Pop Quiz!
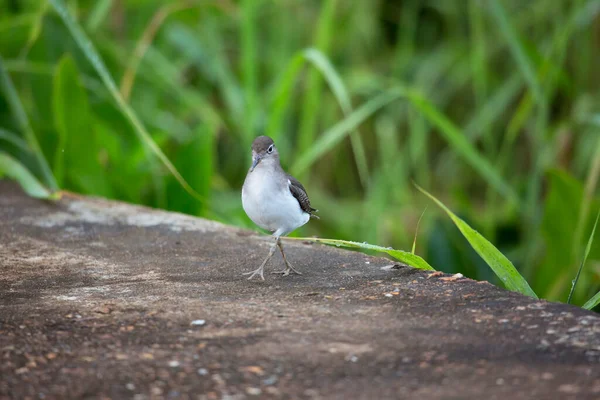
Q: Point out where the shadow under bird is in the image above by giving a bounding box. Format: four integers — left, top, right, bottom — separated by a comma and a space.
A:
241, 136, 318, 280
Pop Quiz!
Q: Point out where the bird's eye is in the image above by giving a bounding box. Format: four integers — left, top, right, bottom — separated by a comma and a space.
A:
267, 145, 274, 154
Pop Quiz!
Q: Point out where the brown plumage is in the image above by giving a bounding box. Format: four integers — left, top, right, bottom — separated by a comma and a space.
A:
287, 174, 319, 218
251, 136, 274, 153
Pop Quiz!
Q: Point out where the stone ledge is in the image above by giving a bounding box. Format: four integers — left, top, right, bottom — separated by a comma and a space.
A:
0, 180, 599, 399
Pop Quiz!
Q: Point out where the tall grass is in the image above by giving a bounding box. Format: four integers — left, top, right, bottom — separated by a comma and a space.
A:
0, 0, 599, 307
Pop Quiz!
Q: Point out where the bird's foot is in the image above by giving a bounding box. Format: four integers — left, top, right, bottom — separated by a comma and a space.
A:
243, 265, 265, 281
271, 262, 302, 277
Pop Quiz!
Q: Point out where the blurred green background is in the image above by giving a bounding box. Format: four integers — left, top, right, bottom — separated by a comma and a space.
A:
1, 0, 599, 306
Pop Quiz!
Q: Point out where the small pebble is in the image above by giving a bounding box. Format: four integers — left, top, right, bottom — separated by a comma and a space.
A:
558, 384, 581, 394
384, 293, 393, 298
246, 387, 262, 396
197, 368, 209, 376
168, 360, 180, 368
126, 383, 136, 391
191, 319, 206, 326
263, 375, 278, 386
265, 387, 281, 395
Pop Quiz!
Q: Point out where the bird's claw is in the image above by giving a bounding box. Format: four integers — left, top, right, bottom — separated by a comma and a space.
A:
271, 266, 302, 276
243, 268, 265, 281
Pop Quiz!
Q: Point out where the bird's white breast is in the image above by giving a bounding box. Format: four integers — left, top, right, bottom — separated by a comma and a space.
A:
242, 165, 309, 237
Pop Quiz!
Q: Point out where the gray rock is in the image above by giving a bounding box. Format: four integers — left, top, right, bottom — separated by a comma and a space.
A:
1, 180, 599, 399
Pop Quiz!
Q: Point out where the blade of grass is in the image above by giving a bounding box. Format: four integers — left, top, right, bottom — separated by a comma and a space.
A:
416, 183, 537, 298
85, 0, 113, 32
267, 48, 368, 179
464, 73, 522, 141
412, 206, 427, 254
266, 52, 306, 146
406, 89, 519, 205
489, 0, 543, 105
3, 60, 55, 75
241, 0, 259, 148
0, 128, 30, 152
4, 59, 109, 102
468, 0, 493, 154
0, 152, 59, 199
19, 1, 49, 59
572, 130, 600, 268
131, 45, 223, 132
567, 208, 600, 304
166, 21, 242, 126
292, 85, 518, 204
291, 89, 405, 175
583, 290, 600, 310
507, 0, 582, 279
48, 0, 204, 202
0, 56, 57, 190
287, 237, 435, 271
303, 48, 369, 189
120, 2, 194, 101
297, 0, 337, 170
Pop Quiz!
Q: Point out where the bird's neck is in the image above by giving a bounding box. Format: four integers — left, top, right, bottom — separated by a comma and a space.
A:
247, 158, 285, 190
256, 157, 282, 172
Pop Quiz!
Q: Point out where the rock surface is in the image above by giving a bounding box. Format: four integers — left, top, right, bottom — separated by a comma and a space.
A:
1, 180, 599, 399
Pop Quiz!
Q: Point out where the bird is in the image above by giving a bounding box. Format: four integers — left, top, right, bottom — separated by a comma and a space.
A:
241, 136, 318, 280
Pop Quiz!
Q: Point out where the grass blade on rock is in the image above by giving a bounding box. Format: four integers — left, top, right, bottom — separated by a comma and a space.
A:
416, 184, 537, 298
289, 237, 435, 271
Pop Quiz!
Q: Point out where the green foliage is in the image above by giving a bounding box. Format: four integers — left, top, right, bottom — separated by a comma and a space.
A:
1, 0, 599, 308
417, 185, 537, 298
584, 291, 600, 311
48, 0, 203, 202
52, 55, 112, 195
0, 152, 58, 199
290, 237, 435, 271
572, 208, 600, 305
0, 56, 57, 190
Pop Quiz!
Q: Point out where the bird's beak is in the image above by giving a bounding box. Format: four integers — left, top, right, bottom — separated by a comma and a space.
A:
250, 155, 261, 172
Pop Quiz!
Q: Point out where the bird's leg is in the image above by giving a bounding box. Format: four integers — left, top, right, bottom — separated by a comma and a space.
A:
243, 238, 277, 281
272, 238, 302, 276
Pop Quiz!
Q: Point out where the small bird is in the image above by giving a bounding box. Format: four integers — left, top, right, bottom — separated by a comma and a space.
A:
241, 136, 318, 280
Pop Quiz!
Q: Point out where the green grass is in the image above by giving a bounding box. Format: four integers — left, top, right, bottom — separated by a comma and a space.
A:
1, 0, 599, 308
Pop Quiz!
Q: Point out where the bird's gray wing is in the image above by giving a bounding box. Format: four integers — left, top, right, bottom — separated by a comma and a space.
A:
287, 174, 319, 218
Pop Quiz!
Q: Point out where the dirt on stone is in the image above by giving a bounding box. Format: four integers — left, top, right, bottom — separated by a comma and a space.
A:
0, 180, 599, 399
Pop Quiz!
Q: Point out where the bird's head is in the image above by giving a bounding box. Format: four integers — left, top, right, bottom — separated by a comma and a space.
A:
250, 136, 279, 172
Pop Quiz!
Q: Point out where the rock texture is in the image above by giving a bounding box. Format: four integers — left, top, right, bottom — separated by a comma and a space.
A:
0, 180, 599, 399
